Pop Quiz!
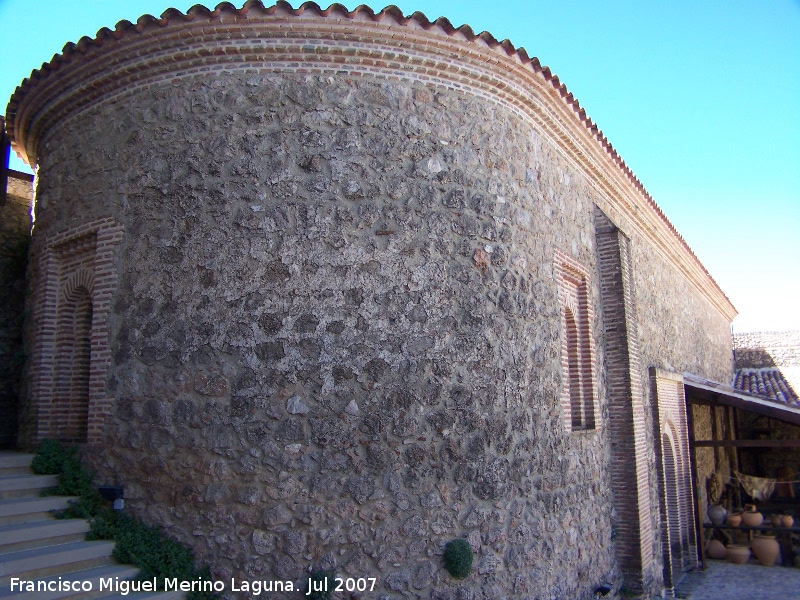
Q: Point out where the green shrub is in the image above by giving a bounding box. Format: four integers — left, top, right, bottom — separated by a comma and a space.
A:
443, 538, 473, 579
86, 508, 120, 541
31, 439, 72, 475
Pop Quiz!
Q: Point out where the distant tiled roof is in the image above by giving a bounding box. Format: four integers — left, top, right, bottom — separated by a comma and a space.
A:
734, 368, 799, 406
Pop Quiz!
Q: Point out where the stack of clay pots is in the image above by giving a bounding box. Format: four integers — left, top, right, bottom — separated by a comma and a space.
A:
741, 506, 763, 527
708, 505, 786, 566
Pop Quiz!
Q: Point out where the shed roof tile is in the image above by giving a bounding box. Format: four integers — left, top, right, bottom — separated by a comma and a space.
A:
734, 368, 799, 407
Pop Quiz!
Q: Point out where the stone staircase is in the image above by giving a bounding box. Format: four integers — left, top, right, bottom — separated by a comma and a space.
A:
0, 451, 183, 600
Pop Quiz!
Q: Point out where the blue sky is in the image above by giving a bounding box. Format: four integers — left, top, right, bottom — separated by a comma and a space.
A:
1, 0, 798, 332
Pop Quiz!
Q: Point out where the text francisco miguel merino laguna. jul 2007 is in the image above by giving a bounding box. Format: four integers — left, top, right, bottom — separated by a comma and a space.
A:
9, 574, 380, 595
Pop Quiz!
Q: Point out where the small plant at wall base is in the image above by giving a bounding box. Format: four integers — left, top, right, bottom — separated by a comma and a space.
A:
443, 539, 473, 579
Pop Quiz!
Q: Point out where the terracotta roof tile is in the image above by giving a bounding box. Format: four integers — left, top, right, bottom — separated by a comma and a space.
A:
734, 368, 800, 407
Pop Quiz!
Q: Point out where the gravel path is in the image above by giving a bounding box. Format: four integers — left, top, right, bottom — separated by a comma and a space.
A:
674, 560, 800, 599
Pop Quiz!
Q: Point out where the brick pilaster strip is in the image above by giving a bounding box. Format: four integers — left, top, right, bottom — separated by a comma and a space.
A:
595, 208, 657, 593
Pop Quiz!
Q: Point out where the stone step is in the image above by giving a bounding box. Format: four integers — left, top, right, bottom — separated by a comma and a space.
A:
0, 476, 58, 500
0, 497, 77, 526
0, 540, 116, 586
0, 455, 34, 476
0, 519, 91, 553
0, 564, 139, 600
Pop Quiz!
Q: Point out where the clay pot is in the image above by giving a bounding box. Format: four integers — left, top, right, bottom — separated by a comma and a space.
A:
707, 504, 727, 526
771, 514, 783, 527
706, 539, 727, 560
742, 511, 764, 527
726, 513, 742, 527
726, 544, 751, 564
751, 535, 780, 566
782, 515, 794, 528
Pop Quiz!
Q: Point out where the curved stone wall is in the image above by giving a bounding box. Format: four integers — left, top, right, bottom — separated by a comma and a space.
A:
8, 2, 739, 597
28, 64, 616, 596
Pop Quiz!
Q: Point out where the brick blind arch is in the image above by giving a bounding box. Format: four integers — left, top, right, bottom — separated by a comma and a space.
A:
650, 369, 698, 595
52, 284, 93, 442
555, 250, 597, 432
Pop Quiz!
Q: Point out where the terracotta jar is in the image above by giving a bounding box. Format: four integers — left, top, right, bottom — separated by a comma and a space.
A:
782, 515, 794, 528
771, 513, 783, 527
726, 544, 751, 564
707, 504, 727, 526
706, 539, 727, 560
751, 535, 780, 566
726, 513, 742, 527
742, 510, 764, 527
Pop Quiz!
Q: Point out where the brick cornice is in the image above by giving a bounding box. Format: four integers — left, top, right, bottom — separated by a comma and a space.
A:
4, 1, 736, 322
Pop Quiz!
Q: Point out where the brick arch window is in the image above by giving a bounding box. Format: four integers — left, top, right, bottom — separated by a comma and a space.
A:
555, 250, 596, 431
